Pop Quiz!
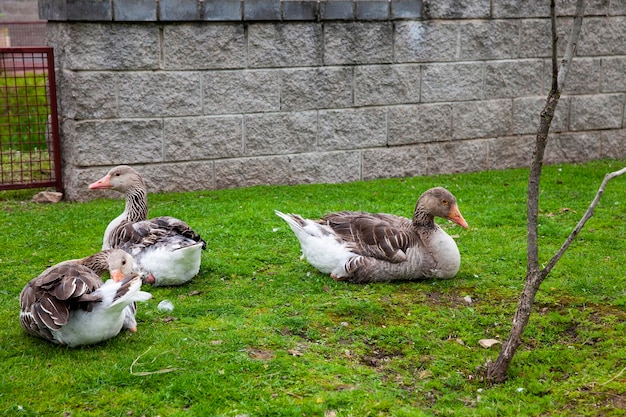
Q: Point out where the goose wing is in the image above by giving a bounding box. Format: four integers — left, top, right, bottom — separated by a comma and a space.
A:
320, 211, 415, 263
109, 216, 206, 251
20, 263, 103, 338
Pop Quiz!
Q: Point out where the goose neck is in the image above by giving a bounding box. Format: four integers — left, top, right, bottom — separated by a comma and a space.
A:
124, 186, 148, 222
412, 205, 436, 231
80, 251, 111, 275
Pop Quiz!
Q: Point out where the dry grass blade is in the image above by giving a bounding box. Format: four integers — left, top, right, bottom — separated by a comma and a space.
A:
600, 366, 626, 386
130, 346, 183, 376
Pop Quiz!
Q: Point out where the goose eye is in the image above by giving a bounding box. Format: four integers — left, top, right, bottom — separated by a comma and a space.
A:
121, 259, 127, 265
442, 199, 448, 205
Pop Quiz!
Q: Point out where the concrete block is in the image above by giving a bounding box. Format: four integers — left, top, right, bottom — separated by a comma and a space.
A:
459, 20, 519, 60
611, 0, 626, 15
215, 152, 361, 188
318, 108, 387, 150
59, 71, 117, 120
162, 24, 246, 69
354, 64, 420, 106
486, 135, 535, 170
113, 0, 157, 21
118, 72, 202, 117
391, 0, 422, 19
324, 22, 393, 65
203, 70, 280, 114
569, 94, 624, 131
66, 0, 112, 20
551, 58, 601, 95
601, 57, 626, 93
512, 96, 569, 135
426, 139, 489, 175
579, 17, 626, 56
71, 120, 163, 166
244, 0, 281, 20
39, 0, 67, 21
62, 24, 160, 70
164, 116, 244, 161
362, 144, 428, 181
388, 104, 452, 145
512, 0, 608, 18
394, 21, 458, 63
484, 60, 544, 99
492, 0, 550, 18
518, 18, 570, 59
545, 132, 601, 164
355, 0, 389, 20
138, 162, 216, 193
452, 100, 512, 140
248, 23, 323, 67
424, 0, 489, 19
494, 0, 612, 18
204, 0, 243, 21
321, 0, 355, 20
62, 165, 114, 202
282, 0, 319, 20
599, 130, 626, 160
160, 0, 201, 20
421, 63, 483, 102
244, 112, 318, 156
281, 67, 353, 111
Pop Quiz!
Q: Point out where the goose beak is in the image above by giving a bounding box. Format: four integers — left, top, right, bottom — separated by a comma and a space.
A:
88, 174, 111, 190
128, 326, 138, 334
448, 205, 469, 229
110, 268, 125, 282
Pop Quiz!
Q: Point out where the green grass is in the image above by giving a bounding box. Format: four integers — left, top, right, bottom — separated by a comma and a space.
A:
1, 159, 625, 416
0, 72, 50, 151
0, 72, 53, 186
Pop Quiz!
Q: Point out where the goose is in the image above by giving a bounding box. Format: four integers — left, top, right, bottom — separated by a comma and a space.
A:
275, 187, 469, 283
19, 249, 153, 347
88, 165, 206, 286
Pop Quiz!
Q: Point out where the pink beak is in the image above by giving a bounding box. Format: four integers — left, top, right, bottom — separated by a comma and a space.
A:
88, 174, 111, 190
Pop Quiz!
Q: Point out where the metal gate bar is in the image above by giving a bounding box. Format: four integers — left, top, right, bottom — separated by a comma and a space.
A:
0, 47, 62, 192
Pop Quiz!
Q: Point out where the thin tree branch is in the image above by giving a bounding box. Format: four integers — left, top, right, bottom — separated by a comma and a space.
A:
542, 167, 626, 277
486, 0, 587, 383
557, 0, 585, 90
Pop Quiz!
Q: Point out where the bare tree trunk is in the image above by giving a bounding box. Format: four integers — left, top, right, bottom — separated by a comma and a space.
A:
486, 0, 586, 383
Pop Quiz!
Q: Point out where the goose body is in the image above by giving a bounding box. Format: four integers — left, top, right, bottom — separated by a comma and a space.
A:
89, 165, 206, 286
276, 187, 469, 283
19, 250, 152, 347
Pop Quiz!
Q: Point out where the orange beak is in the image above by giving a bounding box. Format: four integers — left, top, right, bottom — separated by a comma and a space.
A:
128, 326, 138, 334
88, 174, 111, 190
447, 205, 469, 229
110, 268, 125, 282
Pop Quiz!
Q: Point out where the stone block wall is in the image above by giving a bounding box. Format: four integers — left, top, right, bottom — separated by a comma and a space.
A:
38, 0, 626, 201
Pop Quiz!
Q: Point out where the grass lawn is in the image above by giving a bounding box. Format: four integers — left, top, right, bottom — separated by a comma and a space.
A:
1, 159, 625, 416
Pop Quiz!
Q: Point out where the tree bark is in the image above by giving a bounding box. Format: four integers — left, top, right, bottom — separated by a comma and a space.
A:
486, 0, 586, 383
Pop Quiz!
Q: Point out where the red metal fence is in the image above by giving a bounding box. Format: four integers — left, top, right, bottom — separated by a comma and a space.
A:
0, 47, 62, 192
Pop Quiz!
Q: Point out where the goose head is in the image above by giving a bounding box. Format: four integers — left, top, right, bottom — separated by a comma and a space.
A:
107, 249, 134, 282
88, 165, 145, 194
88, 165, 148, 222
79, 249, 134, 281
415, 187, 469, 229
